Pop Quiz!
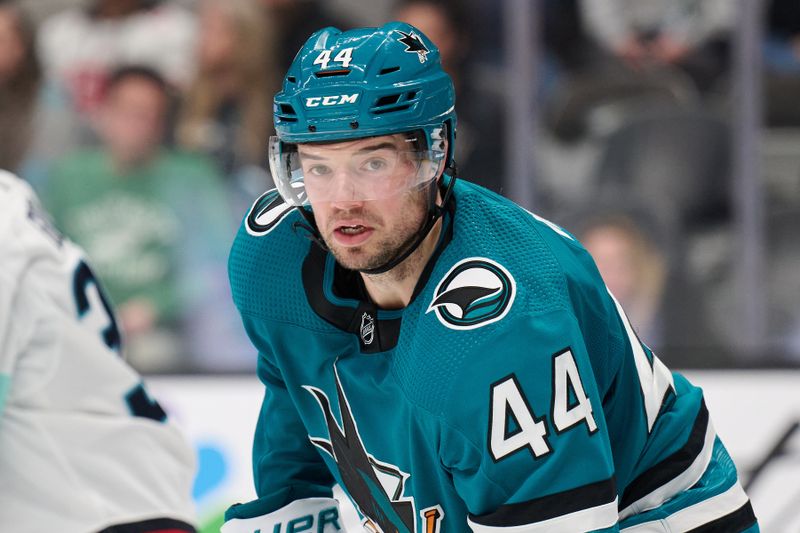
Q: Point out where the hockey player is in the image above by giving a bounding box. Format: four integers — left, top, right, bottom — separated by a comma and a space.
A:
223, 22, 758, 533
0, 171, 196, 533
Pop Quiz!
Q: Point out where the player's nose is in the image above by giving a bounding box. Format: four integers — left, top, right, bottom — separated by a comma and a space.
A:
328, 167, 364, 207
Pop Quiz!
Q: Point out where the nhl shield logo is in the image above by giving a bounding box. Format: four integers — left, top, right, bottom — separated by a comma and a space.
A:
427, 257, 516, 330
360, 312, 375, 345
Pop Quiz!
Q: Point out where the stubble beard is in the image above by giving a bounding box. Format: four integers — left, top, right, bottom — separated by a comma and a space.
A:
324, 192, 428, 279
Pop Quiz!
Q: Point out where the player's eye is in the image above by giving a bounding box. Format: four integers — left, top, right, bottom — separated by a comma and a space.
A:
307, 164, 332, 177
361, 158, 388, 173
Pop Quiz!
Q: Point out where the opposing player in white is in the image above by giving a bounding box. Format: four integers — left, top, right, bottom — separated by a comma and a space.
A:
0, 171, 197, 533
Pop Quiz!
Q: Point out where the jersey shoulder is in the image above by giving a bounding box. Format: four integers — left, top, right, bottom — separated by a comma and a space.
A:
443, 180, 608, 320
443, 180, 622, 370
0, 170, 36, 239
0, 171, 68, 285
393, 183, 602, 411
228, 189, 314, 322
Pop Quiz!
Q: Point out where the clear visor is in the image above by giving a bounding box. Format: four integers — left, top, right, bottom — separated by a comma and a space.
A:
268, 135, 445, 206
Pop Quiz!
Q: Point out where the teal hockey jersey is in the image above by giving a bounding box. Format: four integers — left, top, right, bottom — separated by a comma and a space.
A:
226, 179, 757, 532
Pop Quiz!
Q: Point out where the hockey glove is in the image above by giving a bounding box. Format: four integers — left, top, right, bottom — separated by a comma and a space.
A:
221, 497, 343, 533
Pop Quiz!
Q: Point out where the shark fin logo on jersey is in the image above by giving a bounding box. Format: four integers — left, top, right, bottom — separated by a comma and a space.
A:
427, 257, 516, 330
395, 30, 429, 63
304, 364, 417, 533
245, 188, 296, 236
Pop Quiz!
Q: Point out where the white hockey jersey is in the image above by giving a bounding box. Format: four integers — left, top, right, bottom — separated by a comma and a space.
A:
0, 171, 196, 533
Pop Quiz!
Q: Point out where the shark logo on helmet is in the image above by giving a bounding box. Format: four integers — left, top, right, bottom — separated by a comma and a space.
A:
427, 257, 516, 330
395, 30, 430, 63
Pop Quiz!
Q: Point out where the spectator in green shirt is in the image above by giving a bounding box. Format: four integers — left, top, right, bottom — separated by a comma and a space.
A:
42, 65, 244, 371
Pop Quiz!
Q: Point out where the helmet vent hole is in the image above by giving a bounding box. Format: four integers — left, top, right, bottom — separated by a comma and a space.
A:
373, 104, 411, 115
287, 76, 297, 83
314, 69, 351, 78
276, 103, 297, 123
371, 91, 417, 115
379, 66, 400, 75
374, 94, 402, 107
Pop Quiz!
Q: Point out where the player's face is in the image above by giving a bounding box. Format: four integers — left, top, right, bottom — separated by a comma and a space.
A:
99, 77, 167, 165
299, 134, 430, 271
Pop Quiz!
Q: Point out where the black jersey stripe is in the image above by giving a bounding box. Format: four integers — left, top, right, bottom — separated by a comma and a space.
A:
685, 500, 757, 533
469, 476, 617, 527
98, 517, 196, 533
621, 399, 709, 510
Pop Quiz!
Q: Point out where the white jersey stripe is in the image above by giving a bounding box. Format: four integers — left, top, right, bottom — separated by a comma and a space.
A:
467, 498, 619, 532
524, 209, 575, 241
619, 417, 717, 519
621, 480, 750, 532
608, 290, 675, 432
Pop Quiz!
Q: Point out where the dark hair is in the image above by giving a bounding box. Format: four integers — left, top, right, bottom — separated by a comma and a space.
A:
391, 0, 473, 77
87, 0, 162, 18
0, 2, 41, 97
393, 0, 471, 40
104, 65, 170, 98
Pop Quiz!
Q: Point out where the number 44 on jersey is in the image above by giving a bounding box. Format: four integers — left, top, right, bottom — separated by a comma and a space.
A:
489, 348, 598, 461
489, 334, 674, 462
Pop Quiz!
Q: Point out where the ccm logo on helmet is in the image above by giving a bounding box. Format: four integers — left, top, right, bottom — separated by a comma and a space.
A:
305, 94, 359, 107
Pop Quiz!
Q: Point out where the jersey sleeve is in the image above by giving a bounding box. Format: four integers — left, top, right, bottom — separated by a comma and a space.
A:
440, 308, 620, 532
0, 177, 37, 418
225, 312, 336, 521
0, 273, 29, 418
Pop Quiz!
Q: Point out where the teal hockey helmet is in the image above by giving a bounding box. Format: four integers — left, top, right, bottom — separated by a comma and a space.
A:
272, 22, 457, 167
271, 22, 458, 275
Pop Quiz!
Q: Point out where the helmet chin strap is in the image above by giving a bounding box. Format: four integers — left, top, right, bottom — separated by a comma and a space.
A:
293, 162, 457, 276
358, 163, 456, 275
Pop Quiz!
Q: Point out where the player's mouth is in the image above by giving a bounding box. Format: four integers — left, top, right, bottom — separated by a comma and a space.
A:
333, 223, 374, 246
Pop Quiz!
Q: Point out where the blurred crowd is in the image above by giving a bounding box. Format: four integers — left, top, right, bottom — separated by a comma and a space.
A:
0, 0, 798, 372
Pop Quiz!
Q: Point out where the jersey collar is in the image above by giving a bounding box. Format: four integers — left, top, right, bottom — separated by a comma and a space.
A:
301, 203, 454, 353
